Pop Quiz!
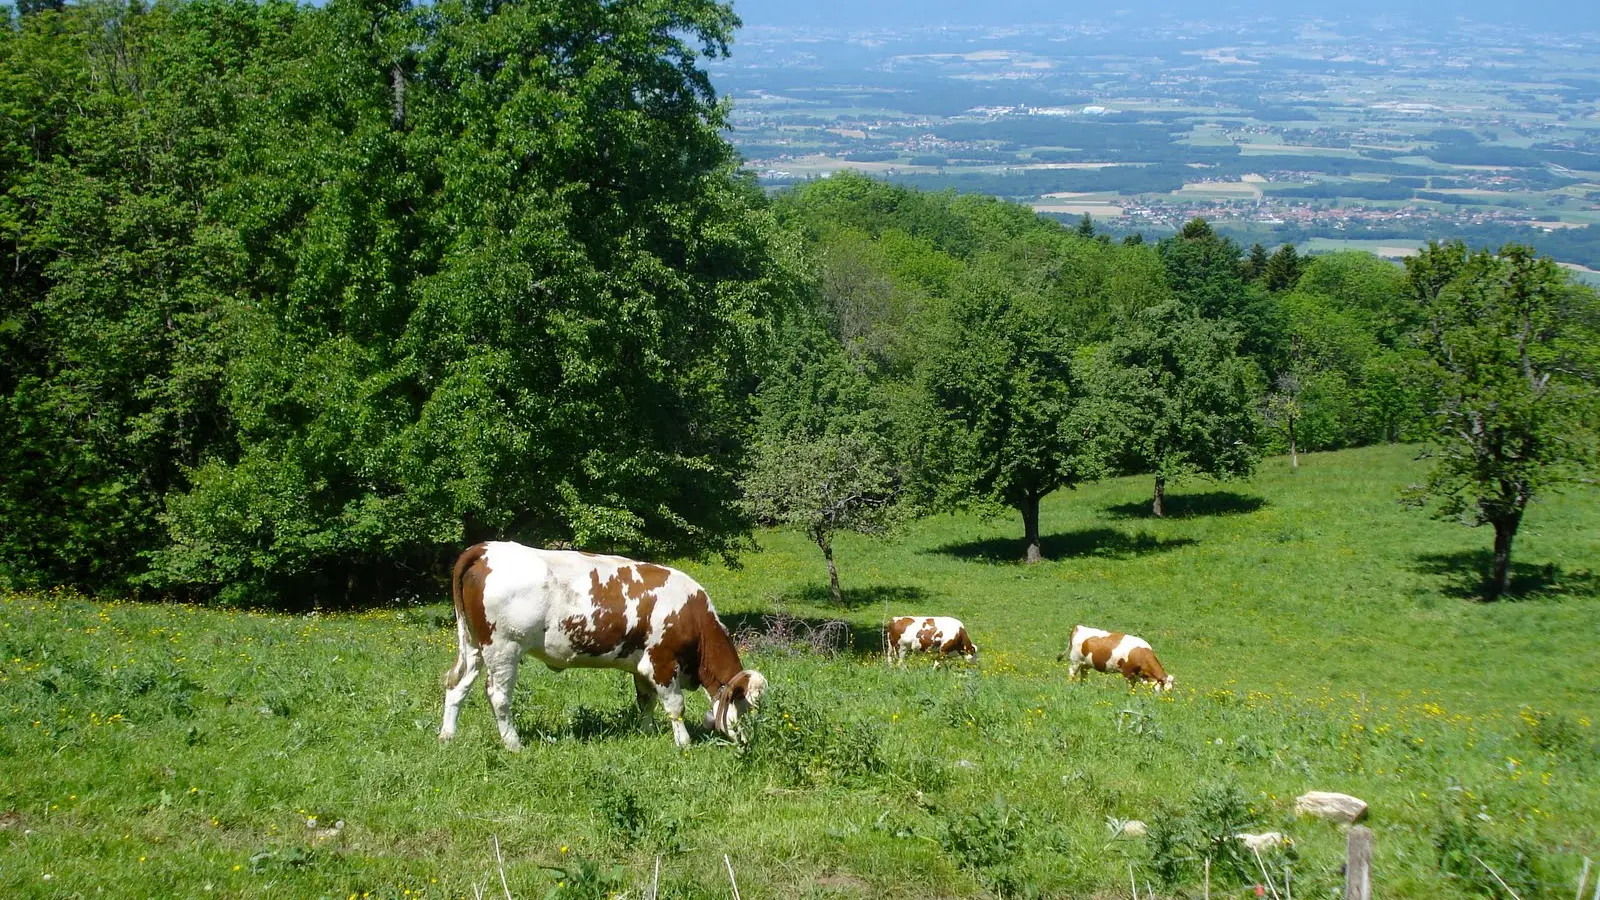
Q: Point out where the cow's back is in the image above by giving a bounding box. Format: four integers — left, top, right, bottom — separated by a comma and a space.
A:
890, 616, 965, 651
476, 542, 710, 671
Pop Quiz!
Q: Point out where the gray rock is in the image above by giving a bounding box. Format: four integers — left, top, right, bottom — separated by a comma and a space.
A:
1236, 831, 1288, 851
1295, 791, 1368, 823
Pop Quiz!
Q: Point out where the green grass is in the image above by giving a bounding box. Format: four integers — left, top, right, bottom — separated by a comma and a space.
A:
3, 445, 1598, 899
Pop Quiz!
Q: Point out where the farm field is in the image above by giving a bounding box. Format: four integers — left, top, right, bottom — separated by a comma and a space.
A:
720, 16, 1600, 269
3, 445, 1597, 899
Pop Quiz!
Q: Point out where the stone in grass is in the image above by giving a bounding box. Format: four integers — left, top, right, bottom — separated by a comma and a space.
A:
1120, 820, 1148, 838
1236, 831, 1288, 852
1295, 791, 1368, 823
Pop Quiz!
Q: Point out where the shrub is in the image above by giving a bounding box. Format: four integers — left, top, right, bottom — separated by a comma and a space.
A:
1434, 805, 1539, 899
939, 794, 1037, 898
592, 781, 684, 854
740, 691, 884, 785
1517, 707, 1589, 758
539, 858, 627, 900
1144, 780, 1257, 888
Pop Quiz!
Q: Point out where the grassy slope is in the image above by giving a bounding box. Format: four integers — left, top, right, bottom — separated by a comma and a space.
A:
2, 445, 1597, 899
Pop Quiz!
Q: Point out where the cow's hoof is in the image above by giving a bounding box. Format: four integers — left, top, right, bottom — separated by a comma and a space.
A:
437, 731, 455, 743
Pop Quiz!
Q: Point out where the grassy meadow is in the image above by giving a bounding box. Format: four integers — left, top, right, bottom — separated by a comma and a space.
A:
3, 444, 1598, 899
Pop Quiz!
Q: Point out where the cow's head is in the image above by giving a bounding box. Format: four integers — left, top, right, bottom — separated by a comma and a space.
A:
960, 632, 979, 663
1155, 674, 1175, 693
707, 669, 767, 740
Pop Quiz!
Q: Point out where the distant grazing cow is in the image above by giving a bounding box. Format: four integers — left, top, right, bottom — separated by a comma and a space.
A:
886, 616, 977, 666
1058, 624, 1173, 691
439, 541, 766, 750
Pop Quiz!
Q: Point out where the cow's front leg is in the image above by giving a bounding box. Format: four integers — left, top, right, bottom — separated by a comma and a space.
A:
482, 645, 524, 752
633, 674, 657, 717
657, 684, 691, 749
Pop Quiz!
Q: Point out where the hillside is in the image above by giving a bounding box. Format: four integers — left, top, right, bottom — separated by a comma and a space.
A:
3, 445, 1597, 898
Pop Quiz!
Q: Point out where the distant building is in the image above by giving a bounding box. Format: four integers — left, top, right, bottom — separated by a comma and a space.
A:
1082, 105, 1107, 115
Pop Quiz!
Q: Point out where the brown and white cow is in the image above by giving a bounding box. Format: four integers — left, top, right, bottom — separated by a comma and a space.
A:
439, 541, 766, 750
886, 616, 977, 666
1057, 624, 1173, 692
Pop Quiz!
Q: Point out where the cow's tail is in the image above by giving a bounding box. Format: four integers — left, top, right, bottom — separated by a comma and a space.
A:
1057, 624, 1082, 662
443, 544, 486, 688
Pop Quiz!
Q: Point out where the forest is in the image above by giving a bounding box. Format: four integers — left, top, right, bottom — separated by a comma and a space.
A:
3, 0, 1598, 608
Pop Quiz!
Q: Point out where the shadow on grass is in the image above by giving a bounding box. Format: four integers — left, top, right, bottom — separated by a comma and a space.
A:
777, 582, 930, 611
1102, 490, 1267, 520
929, 528, 1197, 564
1412, 550, 1600, 601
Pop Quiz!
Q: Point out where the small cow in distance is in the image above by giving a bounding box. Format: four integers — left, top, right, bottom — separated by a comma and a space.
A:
440, 541, 766, 750
1058, 624, 1173, 692
887, 616, 977, 666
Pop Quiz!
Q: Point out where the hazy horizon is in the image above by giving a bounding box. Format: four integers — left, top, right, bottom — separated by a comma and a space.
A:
726, 0, 1600, 31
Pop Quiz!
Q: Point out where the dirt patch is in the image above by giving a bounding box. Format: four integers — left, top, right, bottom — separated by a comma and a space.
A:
814, 873, 871, 893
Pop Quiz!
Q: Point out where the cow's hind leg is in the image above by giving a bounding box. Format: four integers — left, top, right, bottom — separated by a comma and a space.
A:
481, 643, 524, 752
439, 642, 483, 742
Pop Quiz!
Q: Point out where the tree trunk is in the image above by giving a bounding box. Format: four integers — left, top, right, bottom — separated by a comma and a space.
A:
1289, 418, 1299, 471
1021, 492, 1042, 564
391, 62, 406, 127
1152, 476, 1166, 517
1487, 513, 1521, 601
819, 534, 843, 605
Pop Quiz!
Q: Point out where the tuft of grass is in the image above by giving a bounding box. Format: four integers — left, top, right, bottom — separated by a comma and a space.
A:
1, 445, 1597, 897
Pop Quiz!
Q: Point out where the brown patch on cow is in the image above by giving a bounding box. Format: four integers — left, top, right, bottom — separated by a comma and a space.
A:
886, 616, 916, 647
563, 565, 673, 657
1082, 632, 1125, 672
452, 543, 495, 646
915, 618, 939, 650
647, 588, 743, 695
1123, 646, 1169, 684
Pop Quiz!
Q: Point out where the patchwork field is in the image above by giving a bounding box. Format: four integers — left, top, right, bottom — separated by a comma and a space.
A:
3, 445, 1597, 899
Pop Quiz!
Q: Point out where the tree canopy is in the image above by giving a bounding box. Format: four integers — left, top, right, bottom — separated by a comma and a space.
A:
0, 0, 800, 603
1402, 242, 1600, 599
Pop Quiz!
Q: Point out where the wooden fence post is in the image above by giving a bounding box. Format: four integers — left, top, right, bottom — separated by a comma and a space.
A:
1344, 826, 1374, 900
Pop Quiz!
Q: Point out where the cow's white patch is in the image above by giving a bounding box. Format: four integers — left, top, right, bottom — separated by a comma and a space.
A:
889, 615, 973, 665
440, 542, 758, 751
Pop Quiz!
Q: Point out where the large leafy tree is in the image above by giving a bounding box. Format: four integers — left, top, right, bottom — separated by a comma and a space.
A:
919, 254, 1096, 563
150, 0, 801, 603
1157, 218, 1284, 368
1403, 242, 1600, 600
0, 0, 800, 604
1083, 300, 1259, 515
0, 0, 287, 591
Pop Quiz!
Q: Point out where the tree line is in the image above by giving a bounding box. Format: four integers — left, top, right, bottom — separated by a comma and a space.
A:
2, 1, 1596, 605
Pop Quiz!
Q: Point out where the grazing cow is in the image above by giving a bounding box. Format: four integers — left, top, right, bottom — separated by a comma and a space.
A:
439, 541, 766, 750
1057, 624, 1173, 691
886, 616, 977, 666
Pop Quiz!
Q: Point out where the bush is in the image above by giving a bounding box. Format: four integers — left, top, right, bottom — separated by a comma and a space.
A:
939, 794, 1037, 898
1434, 804, 1539, 899
740, 691, 884, 785
1144, 781, 1258, 888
